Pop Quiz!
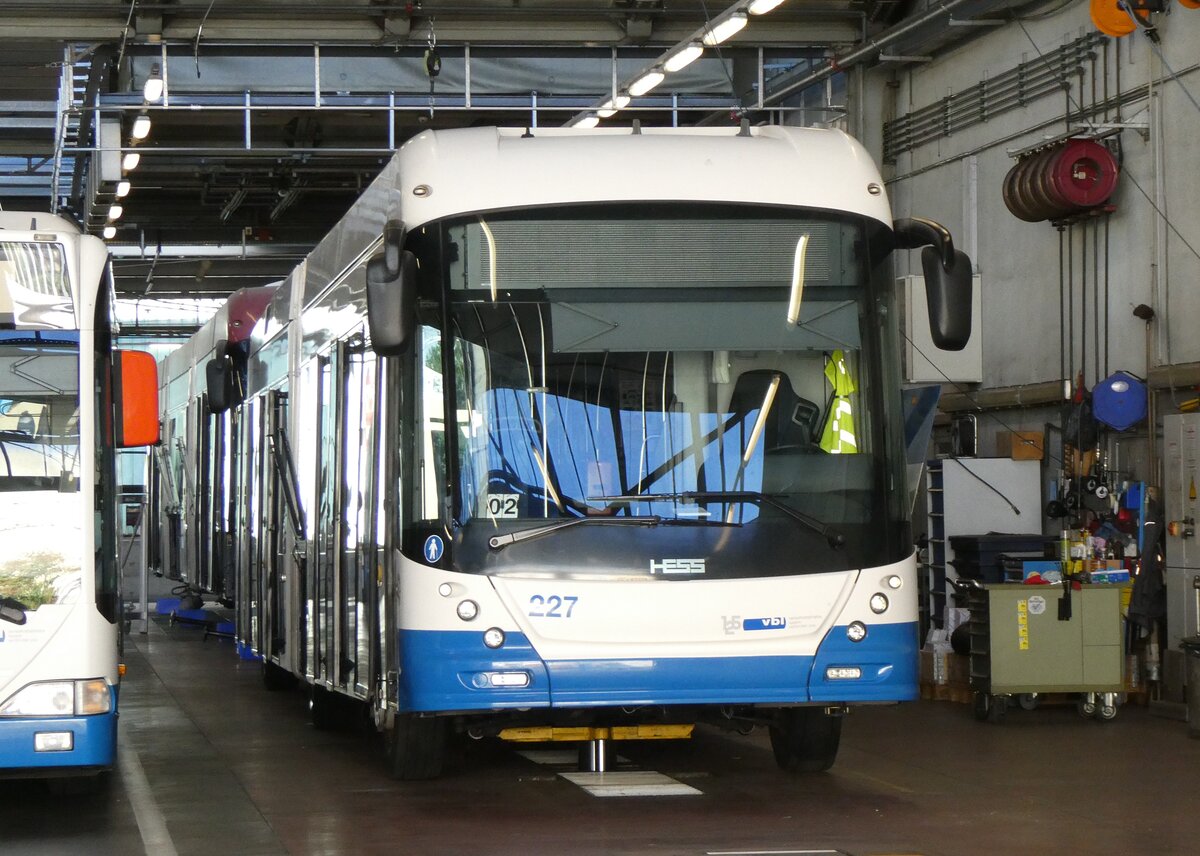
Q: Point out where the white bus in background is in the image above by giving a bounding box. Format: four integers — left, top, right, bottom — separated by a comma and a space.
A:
0, 211, 158, 790
167, 124, 972, 780
151, 284, 278, 609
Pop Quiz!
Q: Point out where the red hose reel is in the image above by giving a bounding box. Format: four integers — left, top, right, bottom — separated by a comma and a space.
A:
1002, 138, 1119, 223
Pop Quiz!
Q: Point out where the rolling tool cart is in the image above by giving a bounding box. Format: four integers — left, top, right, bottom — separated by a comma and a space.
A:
955, 580, 1125, 722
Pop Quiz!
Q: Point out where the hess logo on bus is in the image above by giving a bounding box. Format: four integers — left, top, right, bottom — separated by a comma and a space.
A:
650, 558, 706, 575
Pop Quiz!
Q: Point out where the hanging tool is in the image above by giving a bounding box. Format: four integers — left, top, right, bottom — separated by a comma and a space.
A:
424, 18, 440, 119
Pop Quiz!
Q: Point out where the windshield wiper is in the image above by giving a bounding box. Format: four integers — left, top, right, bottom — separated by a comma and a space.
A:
596, 491, 844, 549
488, 515, 661, 550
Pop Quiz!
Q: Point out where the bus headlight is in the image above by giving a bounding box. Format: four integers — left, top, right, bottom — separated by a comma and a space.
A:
869, 593, 889, 614
483, 627, 506, 649
846, 621, 868, 642
0, 679, 112, 717
884, 574, 903, 590
457, 600, 479, 621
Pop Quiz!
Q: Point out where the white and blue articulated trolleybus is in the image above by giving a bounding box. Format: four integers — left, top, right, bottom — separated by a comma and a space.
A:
0, 211, 158, 788
186, 125, 972, 779
152, 284, 278, 615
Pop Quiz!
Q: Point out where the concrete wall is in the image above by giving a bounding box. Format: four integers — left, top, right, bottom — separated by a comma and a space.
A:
869, 7, 1200, 400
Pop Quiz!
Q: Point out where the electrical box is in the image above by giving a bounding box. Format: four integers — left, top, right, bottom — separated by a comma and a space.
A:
902, 274, 983, 383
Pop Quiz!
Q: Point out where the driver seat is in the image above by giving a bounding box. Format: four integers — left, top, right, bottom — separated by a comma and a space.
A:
728, 370, 820, 452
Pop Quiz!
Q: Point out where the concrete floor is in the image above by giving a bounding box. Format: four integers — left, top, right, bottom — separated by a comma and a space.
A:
3, 619, 1199, 856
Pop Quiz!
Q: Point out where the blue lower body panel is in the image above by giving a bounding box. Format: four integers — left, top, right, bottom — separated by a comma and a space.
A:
399, 620, 918, 712
809, 621, 919, 703
400, 629, 549, 712
0, 708, 118, 772
545, 656, 813, 706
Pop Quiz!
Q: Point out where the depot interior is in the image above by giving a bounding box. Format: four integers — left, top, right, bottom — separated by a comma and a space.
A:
4, 0, 1200, 851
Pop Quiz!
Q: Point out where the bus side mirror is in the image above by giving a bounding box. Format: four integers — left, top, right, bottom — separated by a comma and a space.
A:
206, 340, 243, 414
920, 246, 972, 351
113, 350, 160, 448
366, 249, 417, 356
0, 596, 28, 626
894, 217, 973, 352
206, 356, 231, 414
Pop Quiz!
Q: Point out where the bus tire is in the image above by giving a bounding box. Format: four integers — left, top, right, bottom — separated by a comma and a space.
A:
385, 714, 446, 780
262, 660, 297, 692
769, 707, 841, 773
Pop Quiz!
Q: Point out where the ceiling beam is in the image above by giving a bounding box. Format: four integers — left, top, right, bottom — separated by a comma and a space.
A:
0, 9, 860, 46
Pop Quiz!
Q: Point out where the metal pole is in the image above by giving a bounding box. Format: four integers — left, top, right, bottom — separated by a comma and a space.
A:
586, 738, 608, 772
313, 44, 321, 108
464, 44, 472, 109
243, 90, 251, 150
388, 92, 395, 149
161, 42, 170, 109
140, 500, 149, 635
1059, 227, 1065, 398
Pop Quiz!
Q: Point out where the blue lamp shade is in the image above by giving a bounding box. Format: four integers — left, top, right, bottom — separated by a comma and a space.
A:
1092, 371, 1147, 431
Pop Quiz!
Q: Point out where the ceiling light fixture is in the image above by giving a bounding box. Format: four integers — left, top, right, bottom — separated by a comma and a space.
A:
143, 64, 164, 103
107, 204, 124, 221
747, 0, 787, 14
115, 180, 131, 198
573, 114, 601, 128
628, 67, 665, 97
701, 12, 748, 46
597, 92, 631, 119
131, 112, 151, 140
102, 225, 117, 240
122, 151, 141, 171
663, 42, 704, 73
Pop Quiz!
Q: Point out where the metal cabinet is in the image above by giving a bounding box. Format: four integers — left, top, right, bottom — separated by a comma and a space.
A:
1163, 412, 1200, 700
965, 583, 1124, 722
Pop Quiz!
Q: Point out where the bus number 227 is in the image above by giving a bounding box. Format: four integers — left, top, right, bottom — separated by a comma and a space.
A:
528, 595, 578, 618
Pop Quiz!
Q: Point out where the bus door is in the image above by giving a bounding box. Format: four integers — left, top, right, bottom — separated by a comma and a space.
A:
378, 356, 401, 713
291, 358, 323, 681
308, 353, 338, 687
266, 388, 303, 672
146, 441, 162, 574
207, 401, 227, 597
155, 419, 183, 579
233, 403, 255, 652
336, 339, 381, 696
188, 395, 209, 590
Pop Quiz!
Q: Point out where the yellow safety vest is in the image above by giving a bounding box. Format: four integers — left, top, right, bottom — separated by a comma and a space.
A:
820, 349, 857, 454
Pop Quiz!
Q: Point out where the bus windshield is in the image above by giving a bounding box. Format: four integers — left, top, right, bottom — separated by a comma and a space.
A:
0, 332, 83, 610
431, 205, 906, 577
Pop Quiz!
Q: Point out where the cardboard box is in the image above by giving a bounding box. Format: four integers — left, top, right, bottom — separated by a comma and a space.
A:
996, 430, 1044, 460
920, 649, 950, 685
947, 653, 971, 687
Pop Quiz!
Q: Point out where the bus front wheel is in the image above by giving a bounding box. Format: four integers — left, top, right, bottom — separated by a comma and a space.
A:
769, 707, 842, 773
384, 714, 446, 780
